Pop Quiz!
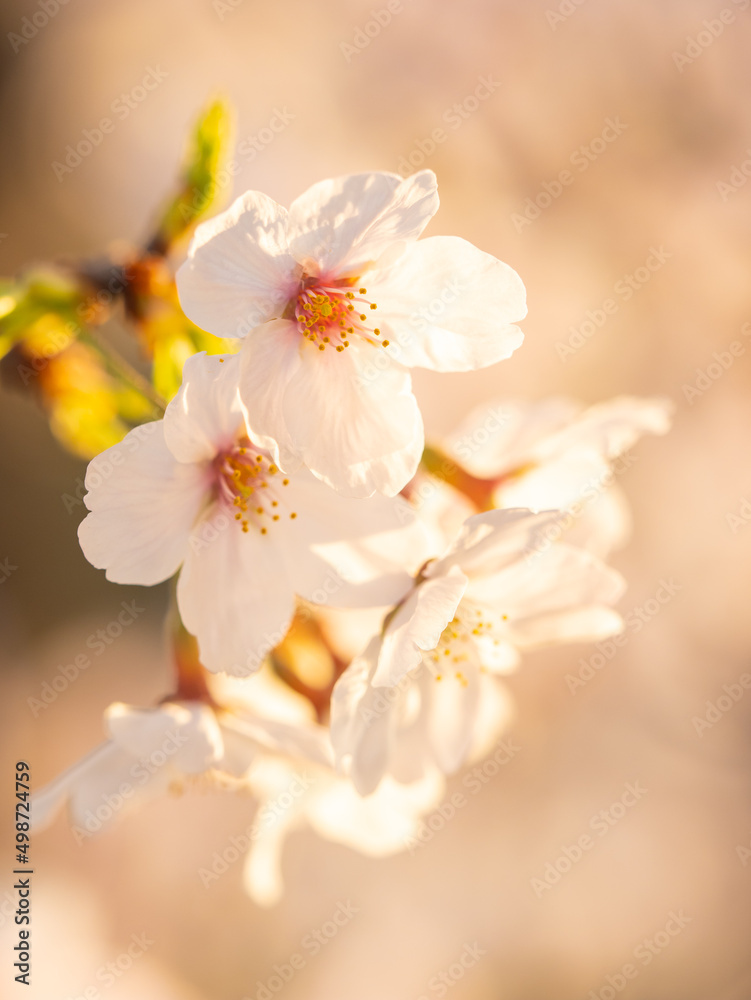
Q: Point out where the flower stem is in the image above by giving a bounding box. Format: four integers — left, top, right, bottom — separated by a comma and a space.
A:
84, 325, 167, 415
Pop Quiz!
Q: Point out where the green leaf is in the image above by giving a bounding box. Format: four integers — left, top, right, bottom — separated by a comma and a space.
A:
149, 97, 234, 254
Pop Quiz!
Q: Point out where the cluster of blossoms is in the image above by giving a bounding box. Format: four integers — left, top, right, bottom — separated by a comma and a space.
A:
32, 170, 671, 905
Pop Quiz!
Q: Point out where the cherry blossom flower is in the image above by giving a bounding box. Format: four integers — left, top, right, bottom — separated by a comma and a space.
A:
77, 352, 429, 675
331, 508, 625, 794
438, 395, 673, 555
243, 755, 445, 906
31, 693, 331, 843
175, 171, 526, 497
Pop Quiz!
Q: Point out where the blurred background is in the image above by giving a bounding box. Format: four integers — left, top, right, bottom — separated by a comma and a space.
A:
1, 0, 750, 996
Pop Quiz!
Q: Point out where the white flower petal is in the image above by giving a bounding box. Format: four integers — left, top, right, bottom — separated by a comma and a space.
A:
444, 397, 579, 478
238, 318, 303, 472
177, 505, 296, 675
32, 741, 168, 834
280, 339, 424, 497
422, 649, 482, 774
287, 170, 439, 276
331, 637, 394, 795
105, 702, 224, 774
372, 567, 468, 687
507, 605, 624, 647
31, 742, 126, 832
276, 472, 430, 608
467, 540, 625, 618
176, 189, 297, 339
307, 772, 445, 856
163, 352, 244, 464
78, 423, 207, 586
219, 712, 333, 770
242, 806, 295, 907
369, 236, 526, 372
541, 396, 674, 461
497, 449, 611, 513
430, 508, 563, 581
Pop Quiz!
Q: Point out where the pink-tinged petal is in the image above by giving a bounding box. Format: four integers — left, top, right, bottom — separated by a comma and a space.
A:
281, 339, 424, 497
177, 504, 296, 675
372, 567, 468, 688
287, 170, 439, 276
422, 648, 482, 774
163, 352, 244, 464
176, 190, 298, 340
429, 508, 563, 581
105, 702, 224, 774
368, 236, 526, 372
238, 318, 302, 471
78, 423, 207, 586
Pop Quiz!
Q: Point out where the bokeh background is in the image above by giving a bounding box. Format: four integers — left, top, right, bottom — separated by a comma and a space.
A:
1, 0, 750, 997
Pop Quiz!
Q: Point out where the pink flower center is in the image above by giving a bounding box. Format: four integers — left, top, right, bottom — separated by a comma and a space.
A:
214, 437, 296, 535
292, 279, 390, 353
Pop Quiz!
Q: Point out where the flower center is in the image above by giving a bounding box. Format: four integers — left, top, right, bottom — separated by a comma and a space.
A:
427, 605, 508, 684
214, 436, 297, 535
292, 279, 390, 353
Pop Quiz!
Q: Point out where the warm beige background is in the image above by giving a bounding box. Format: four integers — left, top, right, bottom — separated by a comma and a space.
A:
1, 0, 750, 997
